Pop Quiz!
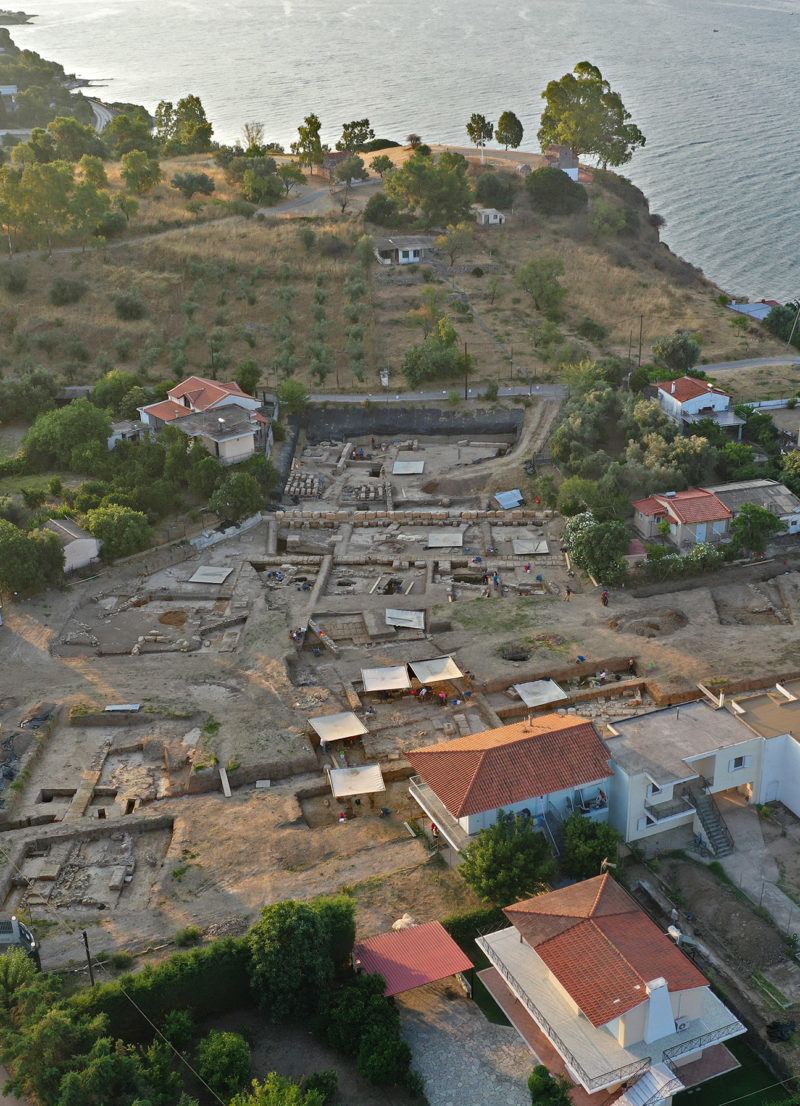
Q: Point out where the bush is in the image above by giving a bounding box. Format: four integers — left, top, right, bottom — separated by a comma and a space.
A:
440, 904, 506, 945
114, 292, 148, 320
364, 191, 400, 225
96, 210, 128, 238
0, 264, 27, 294
484, 380, 499, 401
302, 1070, 338, 1102
161, 1008, 194, 1049
49, 276, 87, 306
576, 317, 608, 342
318, 234, 349, 257
526, 166, 587, 215
196, 1030, 251, 1099
71, 937, 251, 1042
474, 170, 516, 209
174, 925, 203, 947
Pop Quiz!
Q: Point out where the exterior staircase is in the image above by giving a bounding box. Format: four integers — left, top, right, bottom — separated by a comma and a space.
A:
686, 785, 734, 857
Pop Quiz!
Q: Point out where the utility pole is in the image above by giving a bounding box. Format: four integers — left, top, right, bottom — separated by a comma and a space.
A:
82, 930, 95, 986
638, 314, 644, 367
464, 342, 469, 400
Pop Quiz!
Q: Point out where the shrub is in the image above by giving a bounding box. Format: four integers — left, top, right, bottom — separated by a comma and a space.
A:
174, 925, 203, 947
0, 264, 27, 294
49, 276, 87, 306
161, 1008, 194, 1050
195, 1030, 251, 1099
526, 166, 587, 215
364, 191, 400, 225
96, 210, 128, 238
576, 317, 608, 342
114, 293, 148, 321
318, 234, 349, 257
484, 380, 499, 401
302, 1070, 338, 1102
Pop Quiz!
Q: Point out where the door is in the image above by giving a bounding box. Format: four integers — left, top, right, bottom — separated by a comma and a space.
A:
766, 781, 779, 802
695, 523, 707, 542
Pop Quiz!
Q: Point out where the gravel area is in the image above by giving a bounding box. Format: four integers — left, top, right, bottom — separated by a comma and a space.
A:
397, 979, 533, 1106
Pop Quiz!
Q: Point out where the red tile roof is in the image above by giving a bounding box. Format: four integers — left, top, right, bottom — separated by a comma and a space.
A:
141, 399, 189, 422
168, 375, 251, 411
407, 715, 611, 817
353, 921, 473, 996
504, 875, 707, 1027
633, 489, 731, 525
655, 376, 731, 404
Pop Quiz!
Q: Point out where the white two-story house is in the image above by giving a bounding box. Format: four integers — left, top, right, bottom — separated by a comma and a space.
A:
478, 874, 745, 1104
654, 376, 744, 439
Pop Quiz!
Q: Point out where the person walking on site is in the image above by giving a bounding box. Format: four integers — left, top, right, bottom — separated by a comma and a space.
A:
601, 589, 609, 607
564, 586, 572, 601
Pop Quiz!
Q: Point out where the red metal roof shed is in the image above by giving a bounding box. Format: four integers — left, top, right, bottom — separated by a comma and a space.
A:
353, 921, 473, 997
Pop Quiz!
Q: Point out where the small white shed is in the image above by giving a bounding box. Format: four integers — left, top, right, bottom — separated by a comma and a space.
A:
475, 207, 507, 226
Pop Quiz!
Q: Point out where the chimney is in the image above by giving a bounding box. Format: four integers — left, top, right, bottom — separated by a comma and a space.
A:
707, 382, 713, 389
644, 977, 675, 1042
670, 381, 676, 395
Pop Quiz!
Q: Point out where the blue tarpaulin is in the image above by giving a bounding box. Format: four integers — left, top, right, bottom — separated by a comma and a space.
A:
495, 489, 524, 509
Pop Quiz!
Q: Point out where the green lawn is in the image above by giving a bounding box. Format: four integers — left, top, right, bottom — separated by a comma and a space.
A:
674, 1037, 790, 1105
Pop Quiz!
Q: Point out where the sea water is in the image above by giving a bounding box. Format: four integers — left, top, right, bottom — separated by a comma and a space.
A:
14, 0, 800, 301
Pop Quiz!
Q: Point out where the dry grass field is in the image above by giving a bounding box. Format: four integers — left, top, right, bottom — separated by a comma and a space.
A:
0, 145, 788, 403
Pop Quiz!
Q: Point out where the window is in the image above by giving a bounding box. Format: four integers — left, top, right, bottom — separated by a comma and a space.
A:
647, 782, 663, 797
401, 250, 409, 260
729, 755, 753, 772
712, 520, 726, 535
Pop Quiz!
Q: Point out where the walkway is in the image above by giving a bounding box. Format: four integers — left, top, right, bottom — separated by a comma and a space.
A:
717, 796, 800, 933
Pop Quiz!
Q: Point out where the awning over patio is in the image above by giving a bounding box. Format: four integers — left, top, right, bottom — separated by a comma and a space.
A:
361, 665, 412, 692
309, 711, 368, 745
409, 656, 464, 684
353, 921, 473, 996
328, 764, 385, 798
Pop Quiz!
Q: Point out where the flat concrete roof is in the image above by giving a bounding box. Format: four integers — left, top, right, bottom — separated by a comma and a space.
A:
730, 680, 800, 740
605, 700, 751, 784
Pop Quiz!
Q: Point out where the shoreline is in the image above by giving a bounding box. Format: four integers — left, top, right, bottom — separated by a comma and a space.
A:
0, 10, 34, 24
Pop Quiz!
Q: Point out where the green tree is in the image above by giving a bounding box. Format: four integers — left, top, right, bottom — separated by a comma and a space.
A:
209, 471, 263, 522
518, 256, 566, 315
277, 377, 310, 414
16, 159, 74, 254
241, 167, 283, 205
234, 358, 261, 396
121, 149, 162, 195
385, 150, 472, 225
528, 1064, 573, 1106
564, 512, 629, 584
526, 166, 587, 215
157, 95, 214, 154
336, 118, 374, 152
466, 113, 493, 162
496, 110, 524, 150
68, 178, 110, 248
248, 901, 334, 1021
0, 521, 64, 593
652, 332, 701, 374
333, 153, 368, 212
369, 154, 393, 179
460, 809, 557, 904
0, 949, 37, 1015
93, 370, 143, 414
538, 61, 645, 166
119, 385, 151, 421
171, 171, 215, 199
230, 1074, 324, 1106
195, 1031, 251, 1100
436, 221, 473, 266
24, 398, 111, 469
78, 153, 108, 187
104, 111, 156, 157
55, 1036, 145, 1106
474, 171, 516, 209
277, 163, 305, 196
47, 115, 105, 161
730, 502, 787, 556
312, 894, 356, 970
84, 505, 153, 560
560, 814, 621, 880
291, 113, 323, 170
364, 191, 399, 224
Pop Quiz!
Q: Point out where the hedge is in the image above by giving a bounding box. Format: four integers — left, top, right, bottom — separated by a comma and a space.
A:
70, 937, 251, 1042
440, 904, 506, 946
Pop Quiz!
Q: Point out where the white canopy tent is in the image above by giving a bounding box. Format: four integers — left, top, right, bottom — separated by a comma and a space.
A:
409, 656, 464, 685
361, 665, 412, 692
426, 531, 464, 549
309, 711, 368, 747
385, 609, 426, 630
189, 566, 233, 584
392, 460, 425, 475
328, 764, 386, 799
513, 679, 568, 708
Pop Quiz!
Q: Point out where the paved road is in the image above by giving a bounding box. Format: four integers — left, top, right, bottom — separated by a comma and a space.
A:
86, 97, 113, 133
704, 356, 800, 372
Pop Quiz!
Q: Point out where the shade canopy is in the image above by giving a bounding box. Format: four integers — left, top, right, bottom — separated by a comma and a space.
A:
328, 764, 385, 798
361, 665, 412, 692
426, 531, 464, 548
392, 460, 425, 475
495, 489, 524, 509
309, 711, 368, 744
513, 679, 568, 708
409, 656, 463, 685
512, 538, 549, 555
353, 921, 473, 996
189, 566, 233, 584
386, 608, 425, 630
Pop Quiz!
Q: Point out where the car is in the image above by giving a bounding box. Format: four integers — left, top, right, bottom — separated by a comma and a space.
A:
0, 916, 40, 969
19, 702, 56, 730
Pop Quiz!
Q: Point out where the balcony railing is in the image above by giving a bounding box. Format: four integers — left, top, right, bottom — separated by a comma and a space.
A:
662, 1020, 745, 1070
408, 777, 471, 852
643, 795, 693, 821
477, 936, 652, 1093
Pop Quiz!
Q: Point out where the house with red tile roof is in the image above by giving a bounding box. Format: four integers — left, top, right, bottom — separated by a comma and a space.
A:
138, 376, 268, 463
406, 714, 611, 854
631, 489, 732, 550
478, 874, 745, 1104
653, 376, 744, 439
